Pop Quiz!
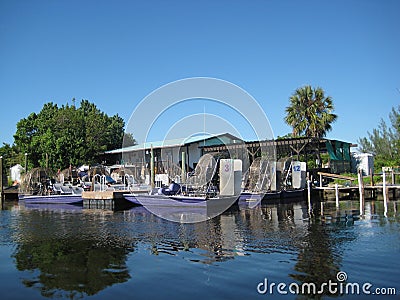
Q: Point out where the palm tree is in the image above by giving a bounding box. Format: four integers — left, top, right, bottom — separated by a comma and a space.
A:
284, 85, 337, 138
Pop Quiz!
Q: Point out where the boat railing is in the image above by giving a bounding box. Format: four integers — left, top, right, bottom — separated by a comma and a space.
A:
100, 175, 107, 191
124, 174, 135, 189
93, 174, 101, 192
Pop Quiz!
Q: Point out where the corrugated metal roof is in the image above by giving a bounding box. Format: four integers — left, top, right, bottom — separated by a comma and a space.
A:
105, 133, 238, 154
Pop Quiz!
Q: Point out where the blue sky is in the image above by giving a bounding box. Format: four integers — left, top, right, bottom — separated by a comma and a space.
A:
1, 0, 399, 147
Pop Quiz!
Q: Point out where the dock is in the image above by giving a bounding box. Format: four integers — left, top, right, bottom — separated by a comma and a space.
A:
313, 185, 400, 199
81, 190, 130, 209
1, 189, 19, 201
314, 170, 400, 200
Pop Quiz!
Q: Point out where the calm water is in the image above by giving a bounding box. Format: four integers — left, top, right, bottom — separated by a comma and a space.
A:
0, 199, 399, 299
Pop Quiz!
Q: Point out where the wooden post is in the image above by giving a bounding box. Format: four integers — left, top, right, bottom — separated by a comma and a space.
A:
370, 168, 374, 186
358, 169, 364, 215
181, 152, 186, 183
319, 173, 322, 188
391, 169, 395, 185
361, 170, 365, 197
383, 170, 387, 199
383, 170, 388, 215
150, 144, 154, 189
90, 173, 95, 192
307, 179, 311, 213
0, 156, 3, 209
335, 183, 339, 208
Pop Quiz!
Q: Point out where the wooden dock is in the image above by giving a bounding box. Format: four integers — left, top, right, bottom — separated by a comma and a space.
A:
1, 189, 19, 201
81, 190, 130, 209
81, 190, 128, 200
313, 185, 400, 199
314, 170, 400, 200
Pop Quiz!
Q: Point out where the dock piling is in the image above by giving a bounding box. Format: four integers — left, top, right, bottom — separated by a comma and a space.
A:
370, 168, 374, 187
358, 169, 364, 215
335, 183, 339, 208
319, 173, 322, 188
307, 179, 311, 213
0, 156, 3, 209
383, 170, 388, 216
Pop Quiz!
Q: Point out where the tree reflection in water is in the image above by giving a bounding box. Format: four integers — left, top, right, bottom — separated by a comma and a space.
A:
9, 200, 369, 299
14, 238, 131, 298
290, 201, 359, 298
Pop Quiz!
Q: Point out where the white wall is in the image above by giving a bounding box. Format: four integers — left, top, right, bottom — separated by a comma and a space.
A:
351, 153, 374, 176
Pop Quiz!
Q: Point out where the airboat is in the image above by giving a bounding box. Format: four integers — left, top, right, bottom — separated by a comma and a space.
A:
124, 153, 242, 210
18, 167, 83, 205
239, 156, 306, 206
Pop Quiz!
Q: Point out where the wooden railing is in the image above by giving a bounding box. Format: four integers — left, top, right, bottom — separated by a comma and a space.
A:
317, 172, 356, 187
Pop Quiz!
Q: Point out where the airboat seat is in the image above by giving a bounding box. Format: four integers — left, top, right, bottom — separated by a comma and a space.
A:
158, 182, 181, 196
53, 183, 63, 193
72, 186, 83, 195
60, 185, 73, 194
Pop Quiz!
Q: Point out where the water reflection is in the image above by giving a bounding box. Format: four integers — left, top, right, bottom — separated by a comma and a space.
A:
288, 199, 399, 298
122, 206, 246, 263
11, 208, 133, 298
14, 239, 130, 298
4, 199, 399, 299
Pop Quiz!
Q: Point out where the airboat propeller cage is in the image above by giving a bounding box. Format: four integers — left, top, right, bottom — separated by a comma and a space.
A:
219, 159, 242, 196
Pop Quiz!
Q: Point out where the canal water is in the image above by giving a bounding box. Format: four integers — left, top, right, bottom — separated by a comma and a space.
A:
0, 199, 399, 299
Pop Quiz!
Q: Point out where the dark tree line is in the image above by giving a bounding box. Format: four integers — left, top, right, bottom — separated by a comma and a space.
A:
6, 99, 131, 170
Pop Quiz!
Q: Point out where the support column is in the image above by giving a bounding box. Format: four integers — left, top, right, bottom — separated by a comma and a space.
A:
150, 145, 154, 189
181, 152, 186, 183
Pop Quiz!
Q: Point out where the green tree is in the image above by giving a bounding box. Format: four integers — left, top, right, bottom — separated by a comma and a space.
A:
13, 100, 125, 170
284, 86, 337, 138
122, 133, 137, 147
0, 143, 25, 184
52, 103, 86, 167
13, 112, 40, 168
358, 106, 400, 168
78, 100, 125, 164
